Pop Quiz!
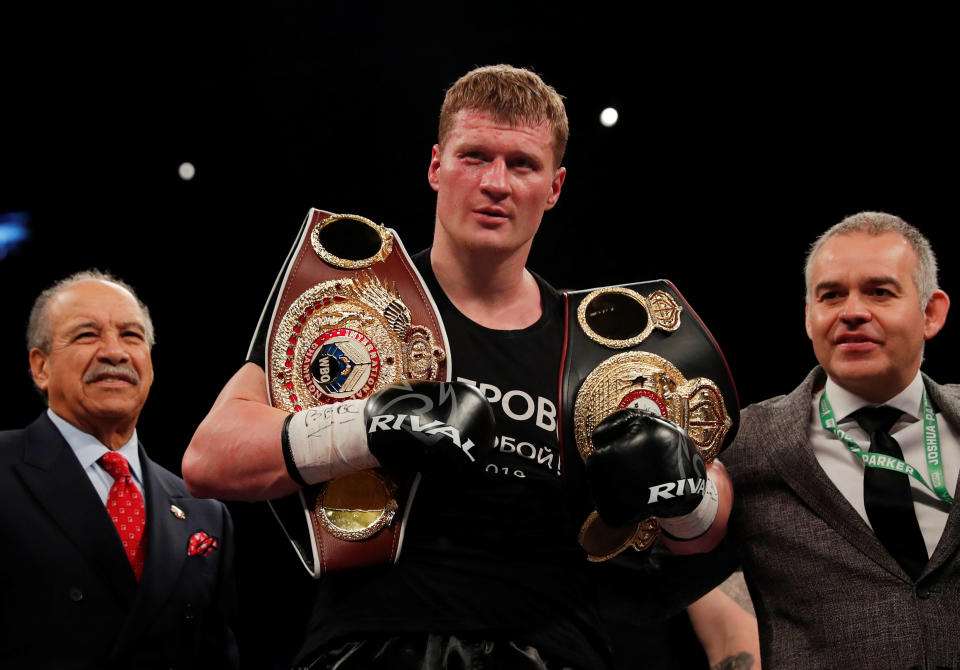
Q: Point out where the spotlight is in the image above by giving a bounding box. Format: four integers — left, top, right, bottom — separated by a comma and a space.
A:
600, 107, 619, 128
0, 211, 30, 259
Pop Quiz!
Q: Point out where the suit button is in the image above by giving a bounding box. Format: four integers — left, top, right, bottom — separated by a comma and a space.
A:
916, 587, 932, 599
69, 587, 83, 602
184, 602, 195, 621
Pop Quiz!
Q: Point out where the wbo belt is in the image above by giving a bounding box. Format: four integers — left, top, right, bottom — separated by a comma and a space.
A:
559, 282, 739, 561
264, 208, 449, 577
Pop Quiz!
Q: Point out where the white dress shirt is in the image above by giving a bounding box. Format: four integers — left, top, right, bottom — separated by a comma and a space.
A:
47, 408, 146, 509
810, 372, 959, 558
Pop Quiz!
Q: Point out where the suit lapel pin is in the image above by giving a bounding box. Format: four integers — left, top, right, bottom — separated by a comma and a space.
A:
170, 504, 186, 520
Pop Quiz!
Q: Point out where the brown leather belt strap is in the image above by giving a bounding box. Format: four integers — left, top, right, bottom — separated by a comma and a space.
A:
264, 208, 449, 577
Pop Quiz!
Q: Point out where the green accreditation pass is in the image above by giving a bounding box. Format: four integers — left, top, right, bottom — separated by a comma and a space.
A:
819, 388, 953, 505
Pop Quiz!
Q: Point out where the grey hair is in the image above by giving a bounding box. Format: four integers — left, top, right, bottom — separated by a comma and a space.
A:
804, 211, 939, 307
26, 270, 156, 354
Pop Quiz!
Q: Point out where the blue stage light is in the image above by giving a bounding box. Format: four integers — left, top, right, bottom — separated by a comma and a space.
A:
0, 212, 31, 259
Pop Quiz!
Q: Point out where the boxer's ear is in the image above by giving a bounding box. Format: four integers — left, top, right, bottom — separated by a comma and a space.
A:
543, 166, 566, 211
427, 145, 441, 193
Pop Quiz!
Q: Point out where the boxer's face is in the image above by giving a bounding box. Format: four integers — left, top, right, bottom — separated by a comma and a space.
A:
428, 109, 565, 257
805, 231, 948, 402
30, 280, 154, 440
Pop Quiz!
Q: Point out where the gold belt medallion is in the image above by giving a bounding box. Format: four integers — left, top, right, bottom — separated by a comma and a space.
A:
270, 270, 444, 412
315, 470, 399, 541
574, 351, 731, 465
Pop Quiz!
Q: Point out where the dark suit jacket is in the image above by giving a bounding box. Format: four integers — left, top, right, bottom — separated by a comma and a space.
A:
723, 368, 960, 669
0, 413, 239, 670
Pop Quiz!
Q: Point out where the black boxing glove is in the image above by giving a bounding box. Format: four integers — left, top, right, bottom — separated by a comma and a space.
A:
364, 380, 496, 474
586, 409, 718, 539
282, 381, 496, 486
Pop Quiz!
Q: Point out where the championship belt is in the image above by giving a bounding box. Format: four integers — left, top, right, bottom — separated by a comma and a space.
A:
263, 208, 449, 577
559, 281, 739, 561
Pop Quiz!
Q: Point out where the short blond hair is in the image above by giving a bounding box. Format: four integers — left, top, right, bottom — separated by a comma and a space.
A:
438, 64, 568, 168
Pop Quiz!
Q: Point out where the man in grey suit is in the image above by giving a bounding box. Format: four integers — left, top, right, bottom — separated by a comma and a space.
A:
723, 212, 959, 669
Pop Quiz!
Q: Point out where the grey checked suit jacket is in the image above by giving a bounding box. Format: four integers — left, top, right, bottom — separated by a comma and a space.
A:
723, 367, 960, 670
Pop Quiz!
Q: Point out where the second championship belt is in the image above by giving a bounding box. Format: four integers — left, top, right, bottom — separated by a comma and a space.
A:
560, 281, 739, 561
263, 208, 448, 577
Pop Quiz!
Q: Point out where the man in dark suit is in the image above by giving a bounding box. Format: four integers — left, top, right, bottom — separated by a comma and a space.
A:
0, 270, 238, 669
723, 212, 959, 669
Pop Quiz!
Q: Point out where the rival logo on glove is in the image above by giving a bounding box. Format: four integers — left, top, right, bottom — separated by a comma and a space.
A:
647, 477, 706, 503
368, 414, 477, 462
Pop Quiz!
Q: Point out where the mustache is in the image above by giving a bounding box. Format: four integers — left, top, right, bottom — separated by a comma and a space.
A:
83, 364, 140, 385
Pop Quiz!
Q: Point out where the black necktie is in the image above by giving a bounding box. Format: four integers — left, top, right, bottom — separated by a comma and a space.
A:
852, 406, 929, 580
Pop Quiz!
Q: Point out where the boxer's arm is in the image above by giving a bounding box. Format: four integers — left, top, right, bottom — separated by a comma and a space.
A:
183, 364, 496, 501
183, 362, 301, 501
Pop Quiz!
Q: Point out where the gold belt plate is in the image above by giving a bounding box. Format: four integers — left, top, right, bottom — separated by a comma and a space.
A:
270, 270, 445, 412
315, 470, 399, 541
574, 351, 731, 464
574, 350, 731, 559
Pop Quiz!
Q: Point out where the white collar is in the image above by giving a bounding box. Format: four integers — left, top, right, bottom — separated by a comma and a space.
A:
824, 370, 925, 423
46, 408, 144, 481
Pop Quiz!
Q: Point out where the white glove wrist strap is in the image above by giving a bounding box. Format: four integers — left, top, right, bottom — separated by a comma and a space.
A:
284, 399, 380, 485
659, 476, 719, 540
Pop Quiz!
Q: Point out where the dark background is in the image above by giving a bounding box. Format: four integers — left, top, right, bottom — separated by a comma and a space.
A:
2, 5, 957, 667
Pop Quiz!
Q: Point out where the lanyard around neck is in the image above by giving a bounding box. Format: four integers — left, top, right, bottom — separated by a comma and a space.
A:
819, 388, 953, 505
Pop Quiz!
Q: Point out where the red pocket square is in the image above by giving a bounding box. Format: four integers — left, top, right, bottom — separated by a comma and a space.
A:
187, 531, 219, 556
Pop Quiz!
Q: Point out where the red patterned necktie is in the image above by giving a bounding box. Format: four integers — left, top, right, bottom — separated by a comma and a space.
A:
100, 452, 147, 581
